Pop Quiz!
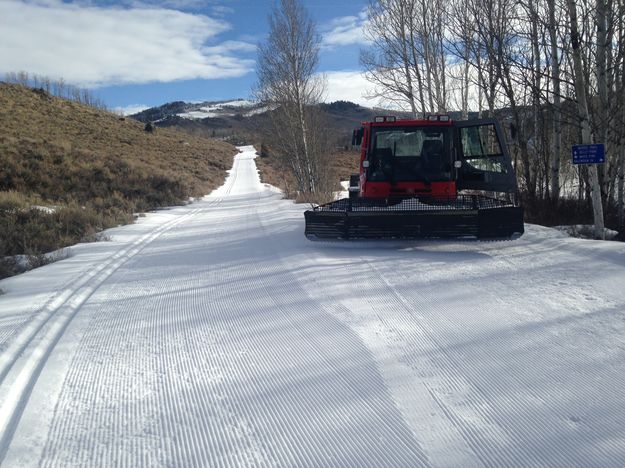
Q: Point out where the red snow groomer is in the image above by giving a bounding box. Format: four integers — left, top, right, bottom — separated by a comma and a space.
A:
305, 115, 524, 240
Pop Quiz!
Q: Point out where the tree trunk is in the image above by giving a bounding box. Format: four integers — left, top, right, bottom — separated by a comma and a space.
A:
619, 140, 624, 230
619, 34, 625, 230
547, 0, 562, 202
462, 49, 470, 119
399, 2, 418, 117
408, 20, 428, 117
596, 0, 610, 205
530, 0, 542, 199
420, 1, 436, 112
567, 0, 605, 239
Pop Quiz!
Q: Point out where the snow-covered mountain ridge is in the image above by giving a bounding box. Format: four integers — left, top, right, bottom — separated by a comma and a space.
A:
132, 98, 269, 122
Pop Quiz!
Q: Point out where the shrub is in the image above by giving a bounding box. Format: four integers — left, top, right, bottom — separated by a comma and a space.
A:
0, 190, 29, 212
0, 81, 237, 278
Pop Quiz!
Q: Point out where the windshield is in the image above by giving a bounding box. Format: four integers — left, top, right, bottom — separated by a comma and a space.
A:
371, 127, 448, 158
368, 126, 451, 182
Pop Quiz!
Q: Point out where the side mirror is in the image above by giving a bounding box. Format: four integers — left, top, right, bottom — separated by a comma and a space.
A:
352, 128, 364, 147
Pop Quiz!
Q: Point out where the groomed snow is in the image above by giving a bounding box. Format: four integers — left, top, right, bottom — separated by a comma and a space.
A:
1, 146, 625, 466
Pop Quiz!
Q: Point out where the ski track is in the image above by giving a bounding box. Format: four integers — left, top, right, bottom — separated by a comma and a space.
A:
1, 146, 625, 466
0, 158, 240, 464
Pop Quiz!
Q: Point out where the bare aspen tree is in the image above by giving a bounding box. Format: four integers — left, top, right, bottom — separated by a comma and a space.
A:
616, 78, 625, 230
256, 0, 329, 197
566, 0, 605, 238
418, 0, 447, 112
362, 0, 448, 115
618, 0, 625, 229
468, 0, 537, 197
454, 0, 501, 117
447, 0, 490, 118
361, 0, 422, 115
547, 0, 563, 202
528, 0, 542, 189
404, 0, 428, 115
457, 1, 473, 119
596, 0, 610, 205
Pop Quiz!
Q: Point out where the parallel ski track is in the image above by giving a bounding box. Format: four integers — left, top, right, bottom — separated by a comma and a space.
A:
38, 159, 289, 467
36, 153, 430, 467
37, 155, 281, 467
0, 160, 239, 462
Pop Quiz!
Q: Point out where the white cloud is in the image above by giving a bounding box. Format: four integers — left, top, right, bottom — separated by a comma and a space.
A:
99, 0, 220, 12
211, 5, 234, 16
322, 70, 378, 107
321, 10, 370, 48
0, 0, 254, 88
202, 40, 256, 55
324, 65, 487, 113
113, 104, 149, 116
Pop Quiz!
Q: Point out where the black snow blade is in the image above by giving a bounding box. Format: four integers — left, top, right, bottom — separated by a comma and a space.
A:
304, 195, 524, 240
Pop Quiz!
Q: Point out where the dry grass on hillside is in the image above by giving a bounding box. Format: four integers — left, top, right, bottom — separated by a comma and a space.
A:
0, 83, 236, 202
254, 147, 359, 203
0, 82, 237, 277
330, 149, 360, 182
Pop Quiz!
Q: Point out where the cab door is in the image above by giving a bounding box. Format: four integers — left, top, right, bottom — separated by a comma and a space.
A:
453, 119, 518, 193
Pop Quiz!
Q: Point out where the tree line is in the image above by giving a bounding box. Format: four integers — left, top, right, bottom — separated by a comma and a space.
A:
4, 71, 108, 110
361, 0, 624, 234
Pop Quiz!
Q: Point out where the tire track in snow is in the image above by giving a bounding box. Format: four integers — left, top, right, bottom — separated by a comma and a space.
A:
247, 191, 431, 466
357, 257, 542, 466
298, 235, 625, 467
363, 245, 625, 466
0, 156, 241, 462
280, 232, 529, 465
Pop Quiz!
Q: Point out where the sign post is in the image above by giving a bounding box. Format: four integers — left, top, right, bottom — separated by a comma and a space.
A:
572, 143, 605, 165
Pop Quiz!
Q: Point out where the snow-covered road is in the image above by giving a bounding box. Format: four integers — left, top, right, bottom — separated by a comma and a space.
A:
1, 146, 625, 467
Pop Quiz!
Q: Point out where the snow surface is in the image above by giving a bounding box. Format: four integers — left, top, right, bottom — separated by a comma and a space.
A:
1, 146, 625, 466
177, 100, 256, 120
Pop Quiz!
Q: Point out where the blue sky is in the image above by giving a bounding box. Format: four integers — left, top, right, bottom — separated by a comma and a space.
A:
0, 0, 377, 113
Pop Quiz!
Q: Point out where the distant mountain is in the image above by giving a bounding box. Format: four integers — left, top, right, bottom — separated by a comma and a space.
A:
132, 99, 268, 124
129, 99, 409, 145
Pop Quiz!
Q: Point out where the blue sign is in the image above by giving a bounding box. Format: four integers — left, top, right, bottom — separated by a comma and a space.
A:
572, 144, 605, 164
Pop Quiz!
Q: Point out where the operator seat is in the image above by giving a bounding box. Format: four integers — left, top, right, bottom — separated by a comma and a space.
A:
370, 147, 393, 181
421, 139, 443, 175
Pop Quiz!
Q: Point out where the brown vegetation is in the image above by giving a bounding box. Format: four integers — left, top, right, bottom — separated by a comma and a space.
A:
254, 143, 359, 204
0, 82, 237, 278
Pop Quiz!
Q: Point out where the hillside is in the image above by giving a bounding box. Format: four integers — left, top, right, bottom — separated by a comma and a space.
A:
130, 98, 399, 146
0, 82, 237, 277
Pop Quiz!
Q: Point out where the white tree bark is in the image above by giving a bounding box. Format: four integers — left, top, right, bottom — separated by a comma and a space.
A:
547, 0, 562, 202
567, 0, 605, 239
256, 0, 328, 197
